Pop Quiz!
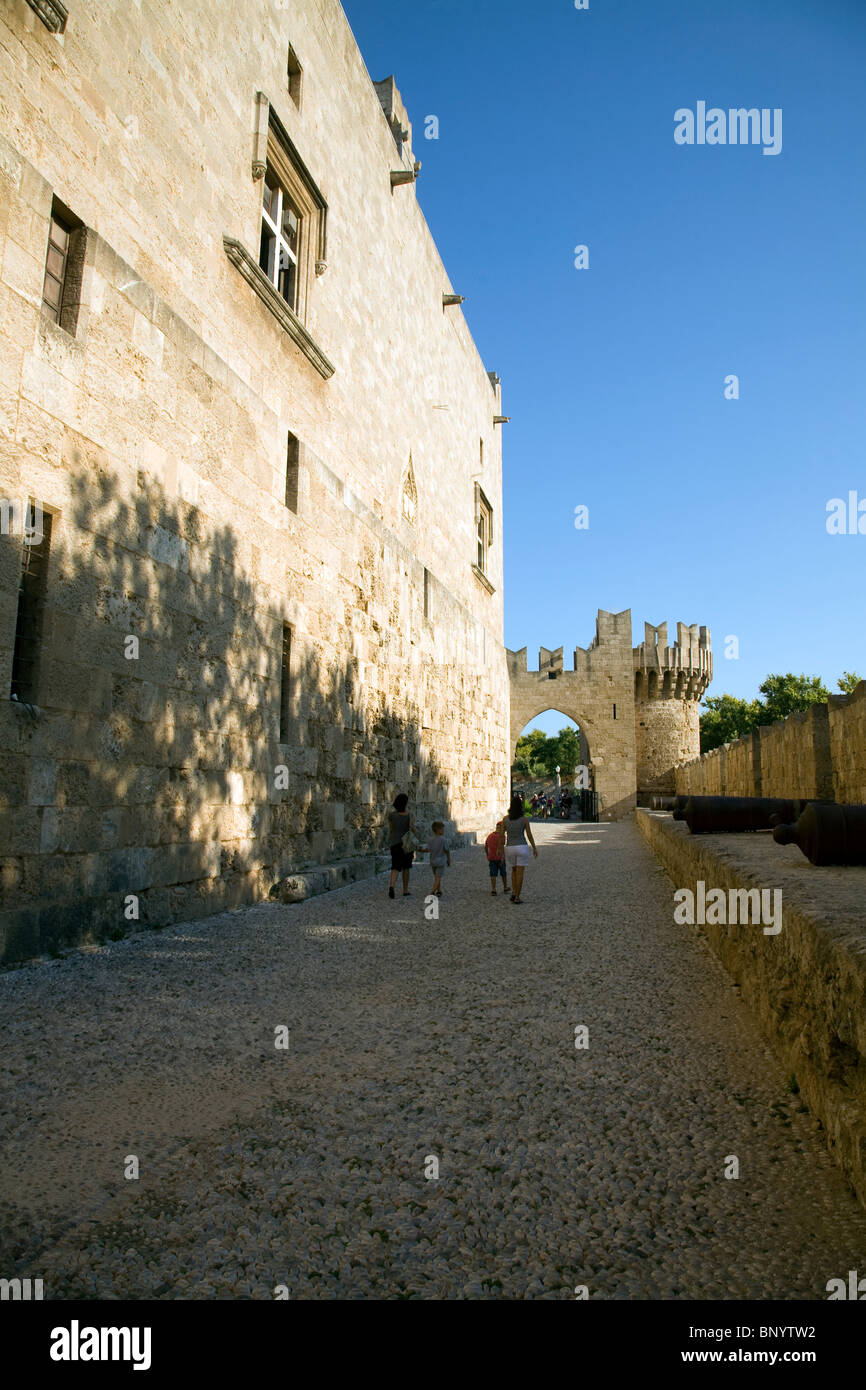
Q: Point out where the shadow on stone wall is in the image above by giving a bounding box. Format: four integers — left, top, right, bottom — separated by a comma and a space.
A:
0, 465, 456, 963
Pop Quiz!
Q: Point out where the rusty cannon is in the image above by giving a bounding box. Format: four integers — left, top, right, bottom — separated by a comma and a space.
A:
673, 795, 803, 833
649, 795, 684, 811
772, 802, 866, 866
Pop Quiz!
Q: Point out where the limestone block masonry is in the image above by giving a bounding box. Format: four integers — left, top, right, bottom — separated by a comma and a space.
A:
508, 612, 711, 817
0, 0, 510, 962
674, 681, 866, 804
639, 809, 866, 1210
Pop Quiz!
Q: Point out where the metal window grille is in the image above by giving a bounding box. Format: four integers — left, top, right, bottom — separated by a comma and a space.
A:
10, 509, 52, 704
279, 624, 292, 741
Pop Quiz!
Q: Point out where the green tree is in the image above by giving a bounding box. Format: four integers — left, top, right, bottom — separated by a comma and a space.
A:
757, 673, 829, 723
513, 728, 547, 777
547, 727, 581, 776
699, 694, 761, 753
838, 671, 862, 694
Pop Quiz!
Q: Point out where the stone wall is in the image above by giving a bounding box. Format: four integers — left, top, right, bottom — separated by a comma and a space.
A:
675, 688, 866, 803
638, 809, 866, 1210
0, 0, 510, 961
829, 683, 866, 805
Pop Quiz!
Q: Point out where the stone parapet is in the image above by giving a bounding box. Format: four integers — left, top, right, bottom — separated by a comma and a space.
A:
674, 688, 866, 802
638, 808, 866, 1210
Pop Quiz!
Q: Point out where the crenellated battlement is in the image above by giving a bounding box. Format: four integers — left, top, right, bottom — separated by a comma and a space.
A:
507, 609, 633, 676
634, 620, 712, 701
508, 609, 713, 814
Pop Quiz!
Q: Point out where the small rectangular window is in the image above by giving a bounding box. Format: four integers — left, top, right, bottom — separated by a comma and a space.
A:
613, 703, 617, 720
41, 201, 85, 335
287, 45, 303, 108
285, 431, 300, 511
279, 623, 292, 741
10, 506, 53, 705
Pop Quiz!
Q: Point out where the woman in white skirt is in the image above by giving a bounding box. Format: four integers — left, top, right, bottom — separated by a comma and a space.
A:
503, 793, 538, 904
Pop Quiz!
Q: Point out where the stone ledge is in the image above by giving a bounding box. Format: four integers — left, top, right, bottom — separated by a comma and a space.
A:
470, 562, 495, 594
269, 836, 477, 903
222, 235, 335, 380
270, 853, 390, 903
637, 808, 866, 1209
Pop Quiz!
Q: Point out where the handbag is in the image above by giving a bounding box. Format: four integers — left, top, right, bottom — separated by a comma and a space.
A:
401, 828, 421, 853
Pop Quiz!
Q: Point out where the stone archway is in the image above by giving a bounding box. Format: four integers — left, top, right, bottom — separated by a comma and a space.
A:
508, 610, 637, 819
510, 706, 593, 779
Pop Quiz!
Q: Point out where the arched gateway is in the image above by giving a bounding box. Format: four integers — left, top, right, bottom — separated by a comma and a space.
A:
508, 610, 712, 818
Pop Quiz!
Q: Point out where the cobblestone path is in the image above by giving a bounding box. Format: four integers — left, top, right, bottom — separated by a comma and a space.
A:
2, 820, 865, 1300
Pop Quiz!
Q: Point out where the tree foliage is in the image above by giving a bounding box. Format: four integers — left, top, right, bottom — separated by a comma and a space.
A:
757, 673, 829, 723
700, 670, 860, 753
699, 694, 762, 753
513, 726, 582, 777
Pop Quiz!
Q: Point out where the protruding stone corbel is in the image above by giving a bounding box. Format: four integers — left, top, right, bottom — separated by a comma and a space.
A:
443, 293, 465, 308
315, 260, 328, 276
252, 91, 269, 180
390, 161, 421, 188
493, 415, 510, 425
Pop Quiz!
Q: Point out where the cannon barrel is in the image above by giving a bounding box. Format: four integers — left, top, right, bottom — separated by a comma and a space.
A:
677, 795, 802, 833
650, 795, 679, 811
773, 802, 866, 865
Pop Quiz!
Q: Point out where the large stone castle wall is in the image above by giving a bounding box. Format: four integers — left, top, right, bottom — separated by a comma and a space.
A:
674, 685, 866, 803
0, 0, 510, 961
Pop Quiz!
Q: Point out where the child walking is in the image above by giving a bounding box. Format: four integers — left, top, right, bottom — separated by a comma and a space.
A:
484, 819, 509, 895
427, 821, 450, 896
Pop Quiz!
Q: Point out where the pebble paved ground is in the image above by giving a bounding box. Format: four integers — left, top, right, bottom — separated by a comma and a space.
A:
2, 818, 865, 1300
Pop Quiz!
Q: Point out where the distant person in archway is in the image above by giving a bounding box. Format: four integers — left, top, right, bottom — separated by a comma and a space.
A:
387, 792, 416, 899
504, 793, 537, 904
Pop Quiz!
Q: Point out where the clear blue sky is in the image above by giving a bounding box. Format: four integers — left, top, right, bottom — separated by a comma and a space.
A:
343, 0, 866, 738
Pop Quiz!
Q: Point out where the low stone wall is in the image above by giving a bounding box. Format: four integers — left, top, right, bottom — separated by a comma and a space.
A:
637, 809, 866, 1209
675, 684, 866, 802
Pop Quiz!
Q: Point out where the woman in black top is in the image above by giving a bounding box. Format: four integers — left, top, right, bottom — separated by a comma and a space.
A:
387, 792, 415, 899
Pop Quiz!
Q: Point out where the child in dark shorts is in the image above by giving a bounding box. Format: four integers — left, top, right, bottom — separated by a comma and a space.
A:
484, 819, 509, 895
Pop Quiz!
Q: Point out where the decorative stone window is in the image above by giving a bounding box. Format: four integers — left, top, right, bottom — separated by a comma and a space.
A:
225, 101, 333, 378
472, 484, 495, 593
476, 486, 492, 570
402, 454, 417, 525
260, 168, 303, 315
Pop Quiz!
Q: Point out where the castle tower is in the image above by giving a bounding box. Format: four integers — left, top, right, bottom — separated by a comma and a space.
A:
634, 622, 712, 798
